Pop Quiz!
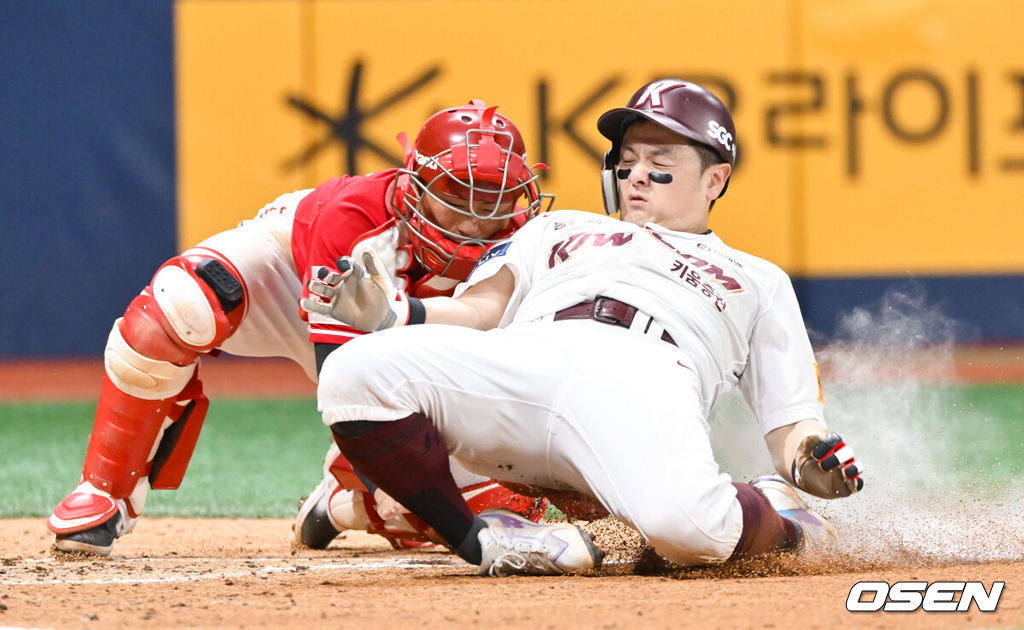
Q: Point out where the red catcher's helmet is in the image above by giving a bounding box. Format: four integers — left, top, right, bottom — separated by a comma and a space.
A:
390, 100, 551, 280
596, 79, 737, 213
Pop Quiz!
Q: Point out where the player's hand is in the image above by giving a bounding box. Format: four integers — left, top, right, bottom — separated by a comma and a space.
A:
300, 247, 410, 331
791, 432, 864, 498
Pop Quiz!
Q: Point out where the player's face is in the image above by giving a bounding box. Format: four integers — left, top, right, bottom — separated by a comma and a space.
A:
616, 121, 730, 233
419, 189, 515, 240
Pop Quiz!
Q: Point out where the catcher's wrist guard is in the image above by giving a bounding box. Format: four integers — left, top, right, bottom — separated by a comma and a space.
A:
407, 297, 426, 325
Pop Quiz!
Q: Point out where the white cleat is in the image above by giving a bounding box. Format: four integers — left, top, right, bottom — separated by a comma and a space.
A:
476, 508, 604, 576
751, 475, 838, 553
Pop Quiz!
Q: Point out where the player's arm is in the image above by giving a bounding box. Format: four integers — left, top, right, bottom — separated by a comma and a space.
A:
301, 247, 514, 332
420, 266, 514, 330
743, 272, 865, 499
765, 418, 864, 499
764, 418, 826, 483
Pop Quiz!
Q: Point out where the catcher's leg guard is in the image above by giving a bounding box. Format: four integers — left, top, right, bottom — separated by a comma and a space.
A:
148, 375, 209, 490
462, 481, 549, 522
48, 373, 185, 540
294, 443, 372, 550
494, 482, 608, 521
49, 254, 243, 547
82, 374, 194, 498
48, 372, 209, 538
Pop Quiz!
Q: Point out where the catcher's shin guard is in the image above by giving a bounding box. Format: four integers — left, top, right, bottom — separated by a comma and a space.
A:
48, 375, 175, 536
48, 372, 209, 536
148, 375, 209, 489
50, 253, 240, 540
82, 374, 181, 498
320, 480, 550, 551
334, 445, 552, 539
297, 441, 551, 550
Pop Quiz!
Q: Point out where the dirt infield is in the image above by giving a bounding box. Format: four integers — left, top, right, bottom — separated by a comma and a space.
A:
3, 352, 1022, 628
1, 518, 1021, 629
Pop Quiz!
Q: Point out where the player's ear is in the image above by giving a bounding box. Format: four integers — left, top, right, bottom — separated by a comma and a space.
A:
705, 163, 731, 202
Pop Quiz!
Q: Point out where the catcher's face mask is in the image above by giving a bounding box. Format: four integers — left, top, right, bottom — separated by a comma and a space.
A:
390, 100, 550, 280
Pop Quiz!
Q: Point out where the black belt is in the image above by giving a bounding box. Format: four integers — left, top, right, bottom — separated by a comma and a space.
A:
552, 297, 676, 347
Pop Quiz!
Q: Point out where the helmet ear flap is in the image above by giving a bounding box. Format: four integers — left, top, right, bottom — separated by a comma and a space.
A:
601, 149, 619, 215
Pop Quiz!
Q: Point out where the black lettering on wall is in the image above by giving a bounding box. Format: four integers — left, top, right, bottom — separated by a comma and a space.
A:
766, 72, 827, 148
284, 60, 440, 174
881, 70, 949, 143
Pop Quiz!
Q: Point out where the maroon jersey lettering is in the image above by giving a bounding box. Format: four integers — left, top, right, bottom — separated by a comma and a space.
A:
680, 254, 742, 293
548, 232, 633, 267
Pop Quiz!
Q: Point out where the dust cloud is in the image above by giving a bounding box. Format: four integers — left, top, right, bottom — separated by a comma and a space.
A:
710, 285, 1024, 564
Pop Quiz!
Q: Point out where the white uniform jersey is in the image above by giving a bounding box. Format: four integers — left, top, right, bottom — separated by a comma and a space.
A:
459, 210, 824, 434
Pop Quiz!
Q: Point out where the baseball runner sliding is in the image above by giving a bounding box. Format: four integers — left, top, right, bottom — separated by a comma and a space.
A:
303, 79, 865, 576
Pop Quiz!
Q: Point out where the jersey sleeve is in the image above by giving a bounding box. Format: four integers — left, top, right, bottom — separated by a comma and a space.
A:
453, 211, 552, 325
291, 176, 389, 346
738, 272, 826, 435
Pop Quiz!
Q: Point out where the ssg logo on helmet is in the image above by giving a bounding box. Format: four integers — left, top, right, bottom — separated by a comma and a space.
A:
413, 151, 443, 170
706, 120, 735, 157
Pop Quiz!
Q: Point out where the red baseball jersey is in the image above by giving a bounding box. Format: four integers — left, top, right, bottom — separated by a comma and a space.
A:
290, 169, 454, 345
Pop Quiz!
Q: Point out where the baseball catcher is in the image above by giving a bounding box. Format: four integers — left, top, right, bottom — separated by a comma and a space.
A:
47, 100, 553, 556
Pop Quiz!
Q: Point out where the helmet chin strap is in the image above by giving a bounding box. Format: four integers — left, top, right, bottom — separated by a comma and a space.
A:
615, 168, 673, 184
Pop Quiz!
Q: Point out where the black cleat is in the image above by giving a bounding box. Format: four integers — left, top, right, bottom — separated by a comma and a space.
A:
54, 513, 121, 557
294, 478, 342, 549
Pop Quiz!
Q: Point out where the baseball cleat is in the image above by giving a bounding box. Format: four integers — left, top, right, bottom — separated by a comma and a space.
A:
294, 475, 343, 549
48, 481, 134, 557
53, 514, 121, 556
751, 475, 837, 553
476, 508, 604, 576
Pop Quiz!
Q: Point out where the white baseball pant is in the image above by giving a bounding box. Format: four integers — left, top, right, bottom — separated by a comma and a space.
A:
317, 319, 744, 565
189, 211, 317, 380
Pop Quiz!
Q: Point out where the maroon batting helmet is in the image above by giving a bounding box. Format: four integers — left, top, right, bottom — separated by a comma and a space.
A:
597, 79, 737, 213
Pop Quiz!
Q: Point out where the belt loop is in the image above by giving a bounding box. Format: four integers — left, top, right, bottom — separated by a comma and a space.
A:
628, 311, 652, 334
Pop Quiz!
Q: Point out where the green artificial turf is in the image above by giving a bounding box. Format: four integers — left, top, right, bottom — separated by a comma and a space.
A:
0, 398, 329, 517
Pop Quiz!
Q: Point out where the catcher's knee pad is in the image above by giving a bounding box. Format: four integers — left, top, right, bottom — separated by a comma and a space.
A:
147, 253, 246, 350
108, 254, 246, 398
104, 323, 197, 400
